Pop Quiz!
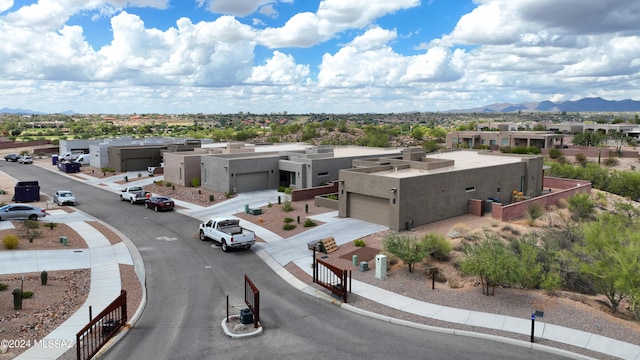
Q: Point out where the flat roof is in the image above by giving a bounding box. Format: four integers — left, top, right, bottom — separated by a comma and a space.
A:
376, 150, 526, 179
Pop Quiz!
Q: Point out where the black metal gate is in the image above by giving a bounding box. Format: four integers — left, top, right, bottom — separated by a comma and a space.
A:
76, 290, 127, 360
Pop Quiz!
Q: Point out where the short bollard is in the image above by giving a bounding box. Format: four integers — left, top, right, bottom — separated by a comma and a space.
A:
12, 288, 22, 310
352, 255, 358, 266
530, 313, 535, 343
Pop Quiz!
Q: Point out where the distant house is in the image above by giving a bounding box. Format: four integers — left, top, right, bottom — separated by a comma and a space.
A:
338, 149, 544, 230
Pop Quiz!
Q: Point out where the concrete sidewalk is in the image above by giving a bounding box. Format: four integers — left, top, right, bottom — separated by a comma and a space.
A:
5, 163, 640, 360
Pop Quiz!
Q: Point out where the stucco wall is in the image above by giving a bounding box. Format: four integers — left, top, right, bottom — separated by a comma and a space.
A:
291, 182, 339, 201
491, 177, 592, 221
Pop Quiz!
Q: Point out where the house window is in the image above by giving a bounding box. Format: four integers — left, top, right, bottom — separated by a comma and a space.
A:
502, 138, 509, 145
497, 181, 501, 193
318, 172, 329, 177
465, 186, 476, 192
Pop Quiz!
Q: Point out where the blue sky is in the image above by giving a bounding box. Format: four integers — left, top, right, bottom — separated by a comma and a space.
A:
1, 0, 639, 114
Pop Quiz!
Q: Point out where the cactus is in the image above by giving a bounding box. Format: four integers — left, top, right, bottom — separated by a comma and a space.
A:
41, 270, 48, 285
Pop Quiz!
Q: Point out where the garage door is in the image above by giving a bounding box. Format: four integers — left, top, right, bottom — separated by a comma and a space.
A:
348, 193, 390, 227
123, 157, 153, 172
236, 172, 269, 192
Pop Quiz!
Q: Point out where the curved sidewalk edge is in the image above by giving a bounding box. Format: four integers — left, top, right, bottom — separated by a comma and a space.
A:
253, 246, 628, 360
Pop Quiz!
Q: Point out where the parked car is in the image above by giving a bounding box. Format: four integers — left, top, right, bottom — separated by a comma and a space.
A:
144, 196, 175, 212
18, 155, 33, 164
53, 190, 76, 206
4, 153, 20, 162
0, 204, 46, 220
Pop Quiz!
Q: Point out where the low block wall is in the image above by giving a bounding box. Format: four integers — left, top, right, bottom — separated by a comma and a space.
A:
291, 182, 339, 201
491, 177, 592, 222
314, 195, 339, 210
468, 199, 484, 217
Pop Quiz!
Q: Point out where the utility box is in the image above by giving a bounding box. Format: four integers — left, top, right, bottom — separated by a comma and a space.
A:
240, 308, 253, 324
375, 254, 387, 280
359, 261, 368, 272
12, 181, 40, 202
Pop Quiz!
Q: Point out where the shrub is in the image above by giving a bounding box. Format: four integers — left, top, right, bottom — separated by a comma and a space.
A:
603, 157, 619, 167
283, 223, 296, 231
303, 219, 317, 228
137, 173, 142, 178
44, 222, 58, 230
22, 290, 34, 299
20, 220, 42, 243
155, 180, 165, 186
209, 194, 215, 202
281, 201, 294, 212
101, 167, 115, 173
190, 177, 200, 187
326, 194, 338, 200
277, 186, 286, 192
526, 203, 544, 226
422, 233, 453, 261
224, 191, 235, 198
575, 153, 587, 167
0, 283, 7, 291
3, 234, 19, 249
165, 181, 173, 187
284, 187, 292, 195
353, 239, 366, 247
283, 217, 294, 223
548, 148, 563, 159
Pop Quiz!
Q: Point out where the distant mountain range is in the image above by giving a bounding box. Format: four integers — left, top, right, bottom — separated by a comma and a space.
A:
2, 97, 640, 115
0, 108, 74, 115
447, 97, 640, 113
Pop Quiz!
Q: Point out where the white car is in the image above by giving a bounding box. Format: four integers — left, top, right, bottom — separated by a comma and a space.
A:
53, 190, 77, 206
18, 155, 33, 164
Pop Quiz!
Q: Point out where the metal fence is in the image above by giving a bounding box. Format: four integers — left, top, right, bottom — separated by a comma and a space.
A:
244, 275, 260, 328
76, 290, 127, 360
313, 256, 350, 303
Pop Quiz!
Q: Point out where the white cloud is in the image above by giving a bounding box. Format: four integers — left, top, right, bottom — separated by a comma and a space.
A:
246, 51, 309, 85
206, 0, 273, 17
0, 0, 13, 13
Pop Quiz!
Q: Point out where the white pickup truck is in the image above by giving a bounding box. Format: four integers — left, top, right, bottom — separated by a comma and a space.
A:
120, 186, 150, 204
199, 218, 256, 252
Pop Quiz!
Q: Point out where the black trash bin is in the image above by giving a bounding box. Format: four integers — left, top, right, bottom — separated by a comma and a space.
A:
12, 181, 40, 202
240, 308, 253, 324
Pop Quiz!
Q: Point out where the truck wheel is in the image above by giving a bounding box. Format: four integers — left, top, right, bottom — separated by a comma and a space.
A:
221, 240, 229, 252
120, 195, 124, 201
199, 230, 207, 241
245, 245, 252, 250
154, 206, 158, 212
145, 202, 149, 209
130, 198, 135, 204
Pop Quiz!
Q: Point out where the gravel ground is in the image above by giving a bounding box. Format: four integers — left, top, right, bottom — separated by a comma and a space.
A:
226, 194, 640, 359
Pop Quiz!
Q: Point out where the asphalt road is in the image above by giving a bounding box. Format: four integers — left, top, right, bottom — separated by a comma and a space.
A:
1, 163, 573, 360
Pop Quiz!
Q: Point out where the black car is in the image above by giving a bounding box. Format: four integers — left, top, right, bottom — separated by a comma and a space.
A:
144, 196, 175, 212
4, 153, 20, 162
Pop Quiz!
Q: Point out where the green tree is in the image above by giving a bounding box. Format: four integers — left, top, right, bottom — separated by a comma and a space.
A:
576, 213, 640, 312
382, 233, 430, 273
460, 234, 519, 296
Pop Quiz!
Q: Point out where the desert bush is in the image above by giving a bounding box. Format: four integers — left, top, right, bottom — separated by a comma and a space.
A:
277, 186, 286, 192
44, 222, 58, 230
190, 177, 200, 187
284, 187, 292, 195
283, 223, 296, 231
0, 283, 7, 291
603, 157, 619, 167
209, 194, 215, 202
422, 233, 453, 261
20, 220, 42, 243
165, 181, 173, 187
283, 217, 294, 223
154, 180, 165, 186
548, 148, 563, 160
22, 290, 34, 299
575, 153, 587, 166
3, 234, 19, 249
526, 203, 544, 226
281, 201, 294, 212
353, 239, 365, 247
303, 219, 317, 227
